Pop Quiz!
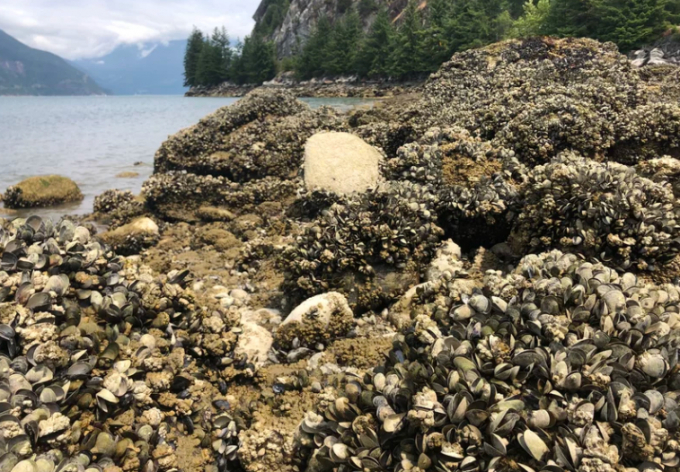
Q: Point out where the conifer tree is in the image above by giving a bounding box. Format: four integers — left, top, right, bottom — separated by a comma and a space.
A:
421, 0, 453, 71
211, 27, 232, 82
297, 16, 333, 79
324, 10, 364, 75
446, 0, 507, 53
183, 28, 204, 87
356, 8, 395, 77
389, 0, 425, 79
589, 0, 675, 50
510, 0, 551, 37
196, 39, 224, 86
544, 0, 594, 37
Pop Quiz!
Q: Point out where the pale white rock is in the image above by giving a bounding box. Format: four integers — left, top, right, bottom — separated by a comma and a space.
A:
235, 321, 273, 367
304, 132, 382, 195
426, 239, 463, 282
282, 292, 352, 328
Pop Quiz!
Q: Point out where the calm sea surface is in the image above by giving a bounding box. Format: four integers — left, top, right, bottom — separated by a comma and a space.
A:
0, 95, 371, 220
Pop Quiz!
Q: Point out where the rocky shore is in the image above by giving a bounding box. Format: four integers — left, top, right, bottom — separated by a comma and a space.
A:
4, 37, 680, 472
185, 76, 421, 98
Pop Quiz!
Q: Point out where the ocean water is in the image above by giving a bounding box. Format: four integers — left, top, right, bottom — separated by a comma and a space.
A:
0, 95, 371, 220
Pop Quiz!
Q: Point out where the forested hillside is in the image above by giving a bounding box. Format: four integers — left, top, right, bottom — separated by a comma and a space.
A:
184, 0, 680, 87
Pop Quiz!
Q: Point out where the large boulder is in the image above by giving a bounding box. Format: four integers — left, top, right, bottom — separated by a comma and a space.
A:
3, 175, 83, 208
303, 132, 382, 195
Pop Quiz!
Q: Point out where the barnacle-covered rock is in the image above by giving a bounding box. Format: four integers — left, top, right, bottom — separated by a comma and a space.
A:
92, 189, 146, 227
301, 248, 680, 472
282, 181, 444, 311
509, 152, 680, 271
275, 292, 354, 349
409, 37, 680, 164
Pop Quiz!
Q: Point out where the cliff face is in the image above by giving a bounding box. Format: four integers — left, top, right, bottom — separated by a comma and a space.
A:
254, 0, 409, 59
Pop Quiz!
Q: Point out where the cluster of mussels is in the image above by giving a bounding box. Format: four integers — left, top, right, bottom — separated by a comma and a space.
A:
300, 250, 680, 472
0, 215, 256, 472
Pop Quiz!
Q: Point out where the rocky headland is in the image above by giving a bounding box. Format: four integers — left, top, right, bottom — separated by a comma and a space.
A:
4, 37, 680, 472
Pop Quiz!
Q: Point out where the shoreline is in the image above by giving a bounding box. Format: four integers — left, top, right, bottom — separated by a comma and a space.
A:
185, 80, 423, 98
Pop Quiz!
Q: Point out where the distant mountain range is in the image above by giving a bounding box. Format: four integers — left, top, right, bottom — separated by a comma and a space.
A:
0, 29, 104, 96
72, 40, 188, 95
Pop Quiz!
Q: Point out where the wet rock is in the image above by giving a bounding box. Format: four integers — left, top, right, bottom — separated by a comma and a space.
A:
115, 171, 140, 178
3, 175, 83, 208
303, 132, 382, 195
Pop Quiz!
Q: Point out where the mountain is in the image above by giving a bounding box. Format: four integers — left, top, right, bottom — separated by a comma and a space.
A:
0, 30, 104, 95
72, 40, 188, 95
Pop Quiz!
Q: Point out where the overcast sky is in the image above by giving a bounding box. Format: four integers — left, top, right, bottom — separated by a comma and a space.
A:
0, 0, 257, 60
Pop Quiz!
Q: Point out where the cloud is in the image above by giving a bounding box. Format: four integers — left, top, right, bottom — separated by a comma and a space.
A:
0, 0, 257, 59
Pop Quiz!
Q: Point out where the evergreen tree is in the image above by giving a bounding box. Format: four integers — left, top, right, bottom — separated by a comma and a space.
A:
230, 38, 246, 84
589, 0, 675, 50
446, 0, 508, 53
297, 16, 333, 79
240, 34, 277, 84
324, 10, 364, 75
389, 0, 425, 79
509, 0, 551, 37
544, 0, 594, 37
183, 28, 204, 87
211, 27, 232, 82
196, 39, 224, 86
356, 8, 395, 77
421, 0, 453, 71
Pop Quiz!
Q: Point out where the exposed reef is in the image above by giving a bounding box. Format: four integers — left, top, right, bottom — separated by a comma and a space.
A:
5, 37, 680, 472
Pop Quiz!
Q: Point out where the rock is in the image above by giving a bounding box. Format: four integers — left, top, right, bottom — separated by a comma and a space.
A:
234, 321, 273, 367
230, 289, 250, 306
282, 292, 351, 327
276, 292, 354, 350
303, 132, 382, 195
3, 175, 83, 208
426, 239, 463, 282
99, 217, 159, 255
196, 206, 236, 221
115, 171, 140, 178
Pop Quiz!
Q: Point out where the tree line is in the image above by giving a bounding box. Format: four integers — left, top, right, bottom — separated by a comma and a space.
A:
185, 0, 679, 87
183, 27, 277, 87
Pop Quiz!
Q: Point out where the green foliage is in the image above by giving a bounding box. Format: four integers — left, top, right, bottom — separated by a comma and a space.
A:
542, 0, 678, 51
185, 0, 679, 88
254, 0, 291, 37
389, 0, 426, 78
183, 27, 276, 87
183, 28, 204, 87
421, 0, 453, 71
446, 0, 509, 52
589, 0, 675, 51
297, 16, 333, 79
325, 10, 364, 74
337, 0, 353, 14
358, 0, 379, 16
196, 40, 224, 86
509, 0, 551, 38
355, 8, 396, 77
